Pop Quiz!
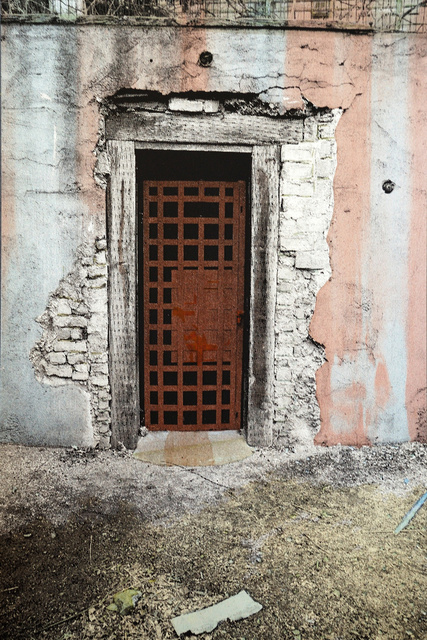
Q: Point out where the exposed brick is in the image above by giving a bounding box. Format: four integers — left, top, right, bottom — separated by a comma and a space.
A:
57, 299, 72, 315
47, 352, 66, 364
74, 363, 89, 373
281, 144, 314, 164
283, 161, 314, 183
53, 340, 87, 352
88, 265, 107, 279
44, 363, 73, 378
94, 251, 106, 265
72, 370, 89, 381
91, 363, 108, 375
295, 251, 329, 270
67, 353, 86, 365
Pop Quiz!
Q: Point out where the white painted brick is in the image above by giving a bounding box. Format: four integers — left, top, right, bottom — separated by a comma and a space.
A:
71, 328, 82, 340
303, 118, 318, 142
280, 235, 312, 252
98, 435, 110, 449
47, 352, 66, 364
281, 195, 313, 215
94, 251, 106, 265
92, 363, 108, 375
57, 328, 71, 340
283, 161, 314, 182
281, 144, 314, 164
67, 353, 86, 365
98, 399, 109, 410
274, 381, 294, 396
86, 277, 107, 289
319, 140, 334, 159
295, 216, 328, 233
277, 265, 296, 282
86, 288, 107, 314
315, 179, 334, 201
88, 333, 108, 352
317, 158, 335, 179
278, 255, 295, 268
297, 322, 308, 334
72, 371, 89, 381
44, 363, 73, 378
91, 352, 108, 363
53, 340, 87, 352
97, 411, 111, 423
295, 251, 329, 270
276, 281, 294, 295
98, 424, 110, 435
169, 98, 207, 113
74, 363, 89, 373
203, 100, 220, 113
76, 303, 89, 315
276, 318, 296, 333
87, 313, 107, 335
280, 219, 299, 236
92, 375, 109, 387
88, 265, 107, 279
276, 366, 292, 382
57, 299, 72, 315
98, 390, 111, 400
280, 180, 314, 197
318, 122, 337, 139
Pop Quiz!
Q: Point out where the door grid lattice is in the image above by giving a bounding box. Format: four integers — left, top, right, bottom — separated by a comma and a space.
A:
142, 180, 246, 431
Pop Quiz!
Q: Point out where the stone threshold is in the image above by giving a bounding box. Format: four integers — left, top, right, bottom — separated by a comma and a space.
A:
133, 430, 253, 467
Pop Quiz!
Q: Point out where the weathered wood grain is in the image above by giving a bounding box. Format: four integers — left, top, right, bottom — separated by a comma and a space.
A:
247, 145, 280, 447
107, 112, 304, 146
107, 140, 139, 449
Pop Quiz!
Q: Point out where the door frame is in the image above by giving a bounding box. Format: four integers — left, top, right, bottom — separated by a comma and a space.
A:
107, 113, 282, 449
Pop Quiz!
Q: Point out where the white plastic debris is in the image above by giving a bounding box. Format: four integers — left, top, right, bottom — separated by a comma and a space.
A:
171, 590, 262, 636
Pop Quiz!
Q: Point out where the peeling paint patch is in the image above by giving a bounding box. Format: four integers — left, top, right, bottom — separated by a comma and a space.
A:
30, 237, 111, 448
274, 109, 341, 450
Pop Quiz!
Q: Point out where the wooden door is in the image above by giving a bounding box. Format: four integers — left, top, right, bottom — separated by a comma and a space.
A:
142, 180, 246, 431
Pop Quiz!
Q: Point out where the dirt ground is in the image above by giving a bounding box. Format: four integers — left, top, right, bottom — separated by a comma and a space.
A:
0, 441, 426, 640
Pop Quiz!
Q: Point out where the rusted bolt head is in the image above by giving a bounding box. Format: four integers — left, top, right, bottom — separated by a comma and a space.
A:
199, 51, 213, 67
382, 180, 395, 194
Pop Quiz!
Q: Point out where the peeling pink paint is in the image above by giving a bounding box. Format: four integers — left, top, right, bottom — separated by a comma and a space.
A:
309, 36, 373, 446
406, 34, 427, 442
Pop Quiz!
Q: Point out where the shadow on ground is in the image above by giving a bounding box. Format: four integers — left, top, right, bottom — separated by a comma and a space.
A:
1, 476, 426, 639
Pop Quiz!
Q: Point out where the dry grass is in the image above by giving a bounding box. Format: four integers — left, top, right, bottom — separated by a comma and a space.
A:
1, 479, 426, 639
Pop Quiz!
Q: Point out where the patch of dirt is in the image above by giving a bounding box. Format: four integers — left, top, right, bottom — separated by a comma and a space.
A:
1, 459, 426, 639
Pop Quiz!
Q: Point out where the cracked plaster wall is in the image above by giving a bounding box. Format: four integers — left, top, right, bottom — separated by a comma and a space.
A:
1, 24, 426, 447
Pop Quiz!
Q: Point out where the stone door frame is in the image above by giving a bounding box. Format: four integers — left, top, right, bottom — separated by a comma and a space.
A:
106, 110, 304, 449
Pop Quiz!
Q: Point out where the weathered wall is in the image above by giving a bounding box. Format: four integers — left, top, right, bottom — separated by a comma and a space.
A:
1, 24, 426, 447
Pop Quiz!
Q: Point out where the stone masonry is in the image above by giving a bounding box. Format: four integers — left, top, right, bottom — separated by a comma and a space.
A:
30, 237, 111, 448
274, 109, 341, 450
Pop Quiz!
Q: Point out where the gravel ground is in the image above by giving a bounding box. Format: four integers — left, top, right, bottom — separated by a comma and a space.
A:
0, 440, 426, 640
1, 440, 426, 533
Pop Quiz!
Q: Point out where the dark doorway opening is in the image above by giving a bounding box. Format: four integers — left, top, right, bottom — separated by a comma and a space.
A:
136, 150, 251, 431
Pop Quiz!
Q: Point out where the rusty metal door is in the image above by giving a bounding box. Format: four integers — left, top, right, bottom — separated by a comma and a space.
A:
142, 180, 246, 431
